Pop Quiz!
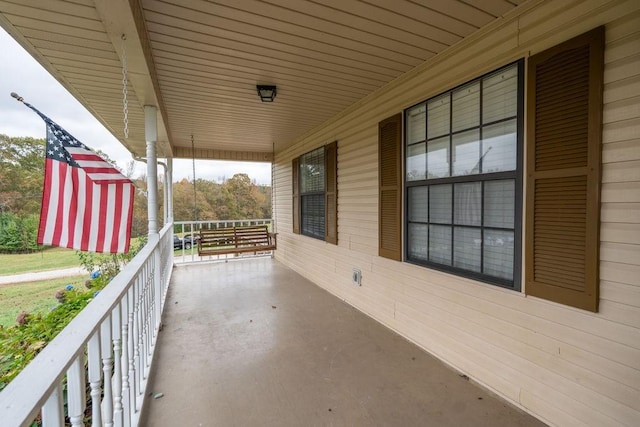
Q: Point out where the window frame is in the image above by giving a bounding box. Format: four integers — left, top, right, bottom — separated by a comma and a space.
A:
403, 60, 525, 290
299, 146, 326, 240
293, 142, 338, 244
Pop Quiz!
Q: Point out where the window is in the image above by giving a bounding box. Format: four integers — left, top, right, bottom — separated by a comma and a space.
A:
404, 61, 523, 289
292, 142, 338, 244
300, 147, 325, 239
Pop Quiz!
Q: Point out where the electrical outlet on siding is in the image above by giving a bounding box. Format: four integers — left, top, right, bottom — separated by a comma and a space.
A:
352, 268, 362, 286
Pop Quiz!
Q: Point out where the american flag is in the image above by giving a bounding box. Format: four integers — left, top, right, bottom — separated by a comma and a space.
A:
25, 103, 134, 253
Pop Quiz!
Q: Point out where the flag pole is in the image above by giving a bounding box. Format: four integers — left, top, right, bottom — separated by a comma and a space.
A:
10, 92, 25, 103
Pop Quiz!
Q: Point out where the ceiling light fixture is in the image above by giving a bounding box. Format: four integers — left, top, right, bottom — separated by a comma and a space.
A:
256, 85, 277, 102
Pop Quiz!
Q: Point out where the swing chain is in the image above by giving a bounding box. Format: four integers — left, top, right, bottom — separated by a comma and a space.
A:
121, 34, 129, 139
191, 134, 198, 222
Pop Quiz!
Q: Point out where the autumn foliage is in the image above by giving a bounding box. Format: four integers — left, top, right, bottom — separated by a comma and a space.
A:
0, 134, 272, 249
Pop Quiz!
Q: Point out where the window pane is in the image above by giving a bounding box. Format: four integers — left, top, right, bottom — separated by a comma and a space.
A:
453, 129, 480, 176
427, 136, 450, 178
482, 119, 517, 173
407, 103, 426, 144
407, 143, 426, 181
484, 180, 515, 228
408, 223, 428, 261
429, 184, 452, 223
429, 225, 451, 265
408, 186, 428, 222
300, 147, 325, 192
454, 182, 481, 226
483, 65, 518, 124
301, 194, 325, 239
402, 62, 521, 288
454, 227, 481, 272
452, 82, 480, 132
483, 230, 514, 280
428, 94, 450, 139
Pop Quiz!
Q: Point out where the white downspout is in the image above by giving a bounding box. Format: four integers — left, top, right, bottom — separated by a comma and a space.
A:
167, 157, 174, 223
133, 156, 169, 226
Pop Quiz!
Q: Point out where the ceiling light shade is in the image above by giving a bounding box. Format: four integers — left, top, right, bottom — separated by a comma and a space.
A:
256, 85, 277, 102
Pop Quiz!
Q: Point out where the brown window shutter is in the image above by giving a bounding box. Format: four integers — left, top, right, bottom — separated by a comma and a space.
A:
325, 141, 338, 244
379, 113, 402, 261
525, 27, 604, 312
292, 157, 300, 234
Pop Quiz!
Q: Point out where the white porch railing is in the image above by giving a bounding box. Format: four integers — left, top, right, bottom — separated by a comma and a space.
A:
173, 219, 274, 264
0, 223, 174, 427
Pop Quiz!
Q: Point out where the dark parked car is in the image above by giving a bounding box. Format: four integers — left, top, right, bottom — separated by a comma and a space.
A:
173, 234, 199, 250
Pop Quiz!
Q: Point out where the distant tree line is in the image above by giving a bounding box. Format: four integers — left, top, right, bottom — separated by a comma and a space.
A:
0, 135, 272, 252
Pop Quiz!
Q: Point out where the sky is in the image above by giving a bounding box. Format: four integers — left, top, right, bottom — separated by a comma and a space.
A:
0, 27, 272, 185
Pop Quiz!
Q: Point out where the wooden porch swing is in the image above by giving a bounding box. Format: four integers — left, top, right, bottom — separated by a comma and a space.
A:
189, 135, 277, 257
197, 225, 277, 256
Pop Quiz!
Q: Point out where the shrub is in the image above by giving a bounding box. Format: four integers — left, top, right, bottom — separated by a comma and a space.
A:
0, 213, 41, 253
0, 282, 104, 391
0, 237, 147, 392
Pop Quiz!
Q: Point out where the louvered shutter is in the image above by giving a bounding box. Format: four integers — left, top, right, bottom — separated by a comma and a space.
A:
379, 113, 402, 261
292, 158, 300, 234
525, 27, 604, 312
325, 141, 338, 244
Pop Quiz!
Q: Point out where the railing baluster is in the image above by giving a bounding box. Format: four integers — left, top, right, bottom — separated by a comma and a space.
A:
150, 260, 156, 352
132, 275, 141, 406
88, 331, 102, 427
141, 263, 148, 371
153, 244, 162, 338
67, 354, 86, 427
142, 263, 151, 376
127, 286, 136, 412
121, 295, 131, 427
135, 274, 144, 390
101, 318, 114, 427
42, 383, 64, 426
149, 257, 156, 346
112, 304, 123, 427
140, 268, 148, 380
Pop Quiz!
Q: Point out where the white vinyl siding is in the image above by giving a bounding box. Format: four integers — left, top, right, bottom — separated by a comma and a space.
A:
273, 2, 640, 426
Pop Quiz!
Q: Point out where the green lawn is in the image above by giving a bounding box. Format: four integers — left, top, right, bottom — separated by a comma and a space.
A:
0, 275, 86, 327
0, 248, 80, 276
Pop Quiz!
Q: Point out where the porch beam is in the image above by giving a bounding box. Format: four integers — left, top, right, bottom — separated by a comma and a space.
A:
94, 0, 173, 157
173, 146, 274, 162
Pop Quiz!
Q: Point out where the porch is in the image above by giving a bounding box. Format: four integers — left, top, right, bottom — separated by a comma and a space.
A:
140, 258, 543, 426
1, 2, 638, 425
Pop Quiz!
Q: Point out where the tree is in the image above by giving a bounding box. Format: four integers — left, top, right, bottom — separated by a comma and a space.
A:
130, 175, 149, 238
221, 173, 272, 220
0, 135, 45, 217
0, 134, 273, 244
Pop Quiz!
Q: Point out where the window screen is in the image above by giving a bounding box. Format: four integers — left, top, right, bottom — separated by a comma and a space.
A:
405, 61, 523, 289
300, 147, 326, 239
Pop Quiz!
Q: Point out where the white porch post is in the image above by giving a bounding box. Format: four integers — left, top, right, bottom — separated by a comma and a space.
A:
167, 157, 174, 223
145, 105, 158, 237
144, 105, 163, 345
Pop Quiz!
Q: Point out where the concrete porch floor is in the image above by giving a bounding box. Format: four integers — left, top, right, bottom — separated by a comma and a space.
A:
140, 258, 546, 427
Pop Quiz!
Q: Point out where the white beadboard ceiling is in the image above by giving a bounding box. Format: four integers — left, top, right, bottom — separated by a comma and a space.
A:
0, 0, 526, 160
